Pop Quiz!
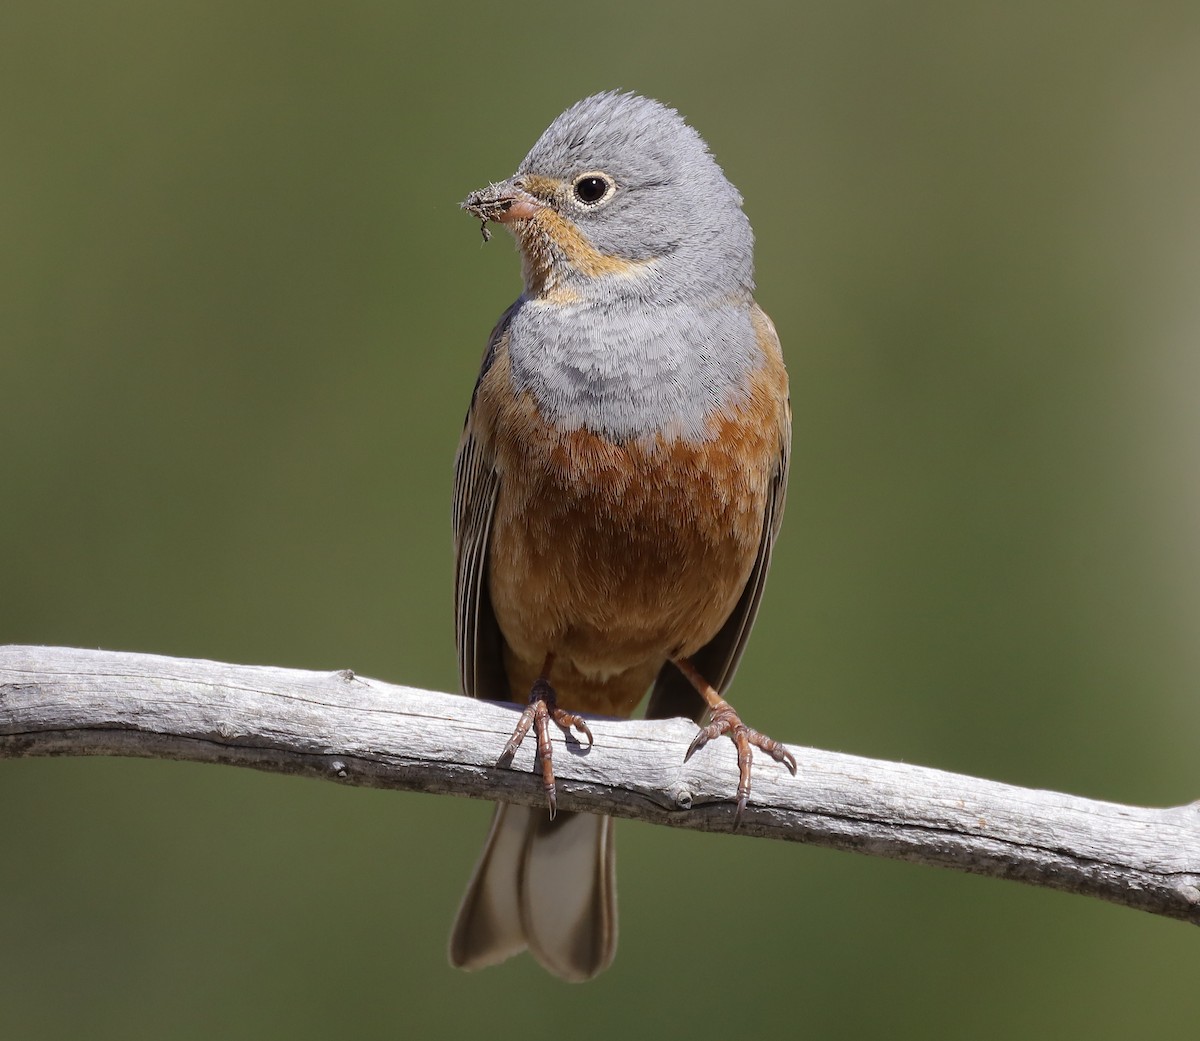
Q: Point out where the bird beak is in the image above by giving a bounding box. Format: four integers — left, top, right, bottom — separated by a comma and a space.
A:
461, 179, 546, 229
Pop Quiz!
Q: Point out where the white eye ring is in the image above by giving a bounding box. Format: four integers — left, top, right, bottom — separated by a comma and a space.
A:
570, 171, 616, 208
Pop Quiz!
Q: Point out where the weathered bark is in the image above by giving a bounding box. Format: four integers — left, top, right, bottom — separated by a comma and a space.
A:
2, 645, 1198, 925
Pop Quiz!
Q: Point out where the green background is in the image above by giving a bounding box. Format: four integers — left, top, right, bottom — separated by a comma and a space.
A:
3, 2, 1199, 1037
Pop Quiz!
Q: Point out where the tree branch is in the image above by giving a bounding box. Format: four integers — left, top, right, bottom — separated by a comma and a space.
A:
2, 644, 1197, 925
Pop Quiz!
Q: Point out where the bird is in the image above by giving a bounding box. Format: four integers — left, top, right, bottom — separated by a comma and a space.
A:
449, 91, 794, 982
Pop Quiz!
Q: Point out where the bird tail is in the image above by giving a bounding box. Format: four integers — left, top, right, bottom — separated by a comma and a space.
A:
448, 804, 617, 982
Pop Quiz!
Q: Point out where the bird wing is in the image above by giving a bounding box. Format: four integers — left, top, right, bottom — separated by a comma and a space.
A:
453, 305, 519, 702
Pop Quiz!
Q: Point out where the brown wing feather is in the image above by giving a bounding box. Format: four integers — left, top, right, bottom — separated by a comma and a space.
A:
453, 307, 519, 702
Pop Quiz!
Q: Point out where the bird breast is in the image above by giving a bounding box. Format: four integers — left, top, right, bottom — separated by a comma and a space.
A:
474, 314, 786, 690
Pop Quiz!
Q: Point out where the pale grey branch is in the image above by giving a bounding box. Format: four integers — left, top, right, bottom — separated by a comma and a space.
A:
2, 645, 1198, 925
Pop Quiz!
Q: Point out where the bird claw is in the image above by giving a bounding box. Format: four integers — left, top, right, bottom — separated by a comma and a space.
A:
497, 677, 592, 820
685, 698, 796, 826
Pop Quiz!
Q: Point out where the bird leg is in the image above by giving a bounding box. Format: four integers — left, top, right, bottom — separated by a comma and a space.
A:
673, 656, 797, 824
497, 653, 593, 820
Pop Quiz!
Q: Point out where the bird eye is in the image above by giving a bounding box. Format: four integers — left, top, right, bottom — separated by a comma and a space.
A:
571, 172, 615, 207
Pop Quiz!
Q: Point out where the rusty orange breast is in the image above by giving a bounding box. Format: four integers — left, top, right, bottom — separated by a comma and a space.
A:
471, 308, 788, 716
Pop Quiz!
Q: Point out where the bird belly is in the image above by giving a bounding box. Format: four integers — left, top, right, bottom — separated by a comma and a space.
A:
487, 409, 774, 715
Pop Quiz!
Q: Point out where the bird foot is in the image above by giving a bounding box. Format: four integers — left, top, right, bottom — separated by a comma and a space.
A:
497, 677, 593, 820
685, 697, 797, 825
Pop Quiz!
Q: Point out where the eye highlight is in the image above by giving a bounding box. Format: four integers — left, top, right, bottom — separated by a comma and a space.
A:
571, 171, 616, 208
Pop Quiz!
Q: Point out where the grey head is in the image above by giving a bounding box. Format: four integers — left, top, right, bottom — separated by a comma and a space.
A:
462, 92, 764, 441
466, 91, 756, 304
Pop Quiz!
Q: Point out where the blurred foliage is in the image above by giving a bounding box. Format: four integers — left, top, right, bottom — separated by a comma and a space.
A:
3, 1, 1199, 1038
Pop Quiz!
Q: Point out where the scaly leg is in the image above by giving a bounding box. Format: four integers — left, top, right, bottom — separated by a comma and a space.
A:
673, 656, 797, 823
496, 653, 593, 819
